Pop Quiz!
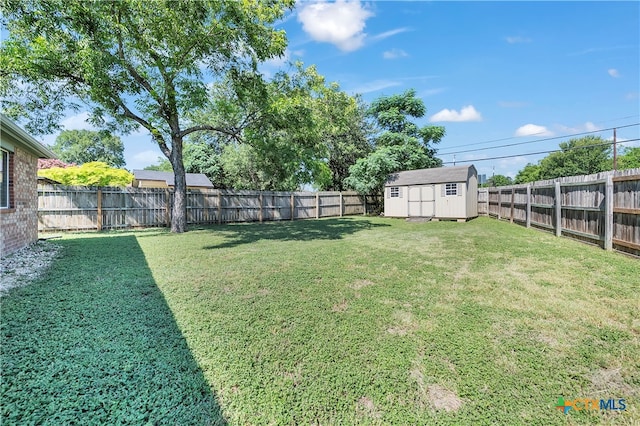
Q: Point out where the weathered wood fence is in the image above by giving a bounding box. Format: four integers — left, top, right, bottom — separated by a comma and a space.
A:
477, 168, 640, 256
37, 185, 381, 232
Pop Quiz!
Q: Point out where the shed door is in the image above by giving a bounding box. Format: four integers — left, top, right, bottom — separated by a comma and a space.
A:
421, 185, 435, 216
408, 185, 435, 217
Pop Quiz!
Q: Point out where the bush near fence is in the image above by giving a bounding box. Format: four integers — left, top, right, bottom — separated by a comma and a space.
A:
37, 185, 382, 232
477, 168, 640, 256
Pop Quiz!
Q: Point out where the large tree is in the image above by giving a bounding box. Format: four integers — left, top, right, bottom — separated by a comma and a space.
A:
53, 130, 125, 167
537, 136, 611, 180
1, 0, 293, 232
191, 62, 366, 191
345, 89, 444, 194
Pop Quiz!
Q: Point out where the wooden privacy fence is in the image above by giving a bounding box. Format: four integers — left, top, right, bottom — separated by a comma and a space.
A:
477, 168, 640, 255
37, 185, 381, 232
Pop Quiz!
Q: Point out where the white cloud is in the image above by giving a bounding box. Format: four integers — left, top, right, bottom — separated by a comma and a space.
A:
60, 111, 96, 131
505, 36, 532, 44
584, 121, 600, 132
349, 79, 401, 94
370, 27, 411, 42
556, 122, 601, 134
429, 105, 482, 122
514, 124, 554, 137
608, 68, 620, 78
297, 0, 373, 52
383, 48, 408, 59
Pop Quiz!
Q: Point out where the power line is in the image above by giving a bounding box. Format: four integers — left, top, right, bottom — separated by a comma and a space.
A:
438, 114, 640, 152
441, 138, 640, 165
438, 122, 640, 156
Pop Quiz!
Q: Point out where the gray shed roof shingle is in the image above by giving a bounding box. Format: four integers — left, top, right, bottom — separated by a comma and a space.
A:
385, 165, 476, 187
133, 170, 214, 187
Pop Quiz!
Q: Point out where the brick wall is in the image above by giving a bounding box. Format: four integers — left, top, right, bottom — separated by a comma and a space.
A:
1, 146, 39, 256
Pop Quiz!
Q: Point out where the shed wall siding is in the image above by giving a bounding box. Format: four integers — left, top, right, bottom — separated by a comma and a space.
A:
384, 186, 407, 217
467, 174, 478, 218
1, 146, 39, 255
435, 182, 467, 218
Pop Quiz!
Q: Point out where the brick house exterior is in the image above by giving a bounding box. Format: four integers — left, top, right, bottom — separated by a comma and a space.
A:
1, 115, 56, 256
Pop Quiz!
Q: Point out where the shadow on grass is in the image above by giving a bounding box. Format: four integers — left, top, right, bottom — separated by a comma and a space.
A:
1, 235, 226, 425
201, 217, 389, 250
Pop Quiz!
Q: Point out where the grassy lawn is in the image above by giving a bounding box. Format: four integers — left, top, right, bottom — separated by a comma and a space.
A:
2, 217, 638, 425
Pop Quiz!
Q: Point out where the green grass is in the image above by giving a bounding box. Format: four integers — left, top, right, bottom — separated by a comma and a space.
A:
2, 217, 638, 425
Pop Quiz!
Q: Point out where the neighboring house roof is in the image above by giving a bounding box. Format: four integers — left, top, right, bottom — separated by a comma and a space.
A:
132, 170, 214, 188
37, 176, 62, 185
385, 165, 477, 187
0, 114, 56, 158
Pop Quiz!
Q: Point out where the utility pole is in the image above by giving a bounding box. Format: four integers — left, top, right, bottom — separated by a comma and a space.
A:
613, 128, 617, 171
453, 154, 456, 166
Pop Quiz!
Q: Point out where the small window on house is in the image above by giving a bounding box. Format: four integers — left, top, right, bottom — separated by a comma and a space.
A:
0, 149, 9, 208
445, 183, 458, 196
390, 187, 400, 198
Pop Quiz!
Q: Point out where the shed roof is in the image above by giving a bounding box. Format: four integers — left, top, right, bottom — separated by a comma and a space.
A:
132, 170, 214, 188
385, 165, 476, 187
0, 114, 56, 159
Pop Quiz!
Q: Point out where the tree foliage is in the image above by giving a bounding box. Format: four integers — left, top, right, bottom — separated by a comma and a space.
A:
537, 136, 611, 179
514, 163, 541, 184
53, 130, 125, 167
345, 89, 444, 194
38, 162, 133, 186
616, 146, 640, 170
484, 174, 513, 187
190, 63, 370, 191
1, 0, 293, 232
514, 136, 616, 182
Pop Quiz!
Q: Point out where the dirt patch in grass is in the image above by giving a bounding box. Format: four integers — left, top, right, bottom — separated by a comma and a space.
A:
410, 361, 463, 413
332, 299, 349, 312
350, 279, 375, 290
356, 396, 382, 420
427, 385, 464, 413
589, 367, 635, 394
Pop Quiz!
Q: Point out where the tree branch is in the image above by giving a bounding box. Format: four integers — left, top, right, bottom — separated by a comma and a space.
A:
115, 99, 171, 158
178, 124, 243, 142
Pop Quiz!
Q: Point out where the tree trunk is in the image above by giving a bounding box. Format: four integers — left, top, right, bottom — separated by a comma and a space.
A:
170, 136, 187, 233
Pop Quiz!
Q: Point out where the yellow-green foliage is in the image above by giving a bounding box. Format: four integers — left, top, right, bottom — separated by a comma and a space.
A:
38, 161, 133, 187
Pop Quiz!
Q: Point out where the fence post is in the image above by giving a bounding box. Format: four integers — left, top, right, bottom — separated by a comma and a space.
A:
510, 188, 515, 223
290, 193, 295, 221
555, 181, 562, 237
526, 185, 531, 228
485, 189, 489, 216
604, 175, 613, 250
165, 189, 171, 227
259, 192, 263, 223
316, 192, 320, 219
497, 189, 501, 220
97, 188, 103, 231
363, 195, 367, 215
217, 191, 222, 225
339, 192, 343, 217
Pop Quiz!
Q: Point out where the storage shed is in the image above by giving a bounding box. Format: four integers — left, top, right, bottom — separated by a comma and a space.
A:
384, 165, 478, 221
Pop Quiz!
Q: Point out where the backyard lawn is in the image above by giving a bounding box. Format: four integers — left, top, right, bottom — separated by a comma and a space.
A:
2, 216, 638, 425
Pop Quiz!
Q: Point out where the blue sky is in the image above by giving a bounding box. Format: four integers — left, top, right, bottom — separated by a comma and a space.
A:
39, 1, 640, 180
